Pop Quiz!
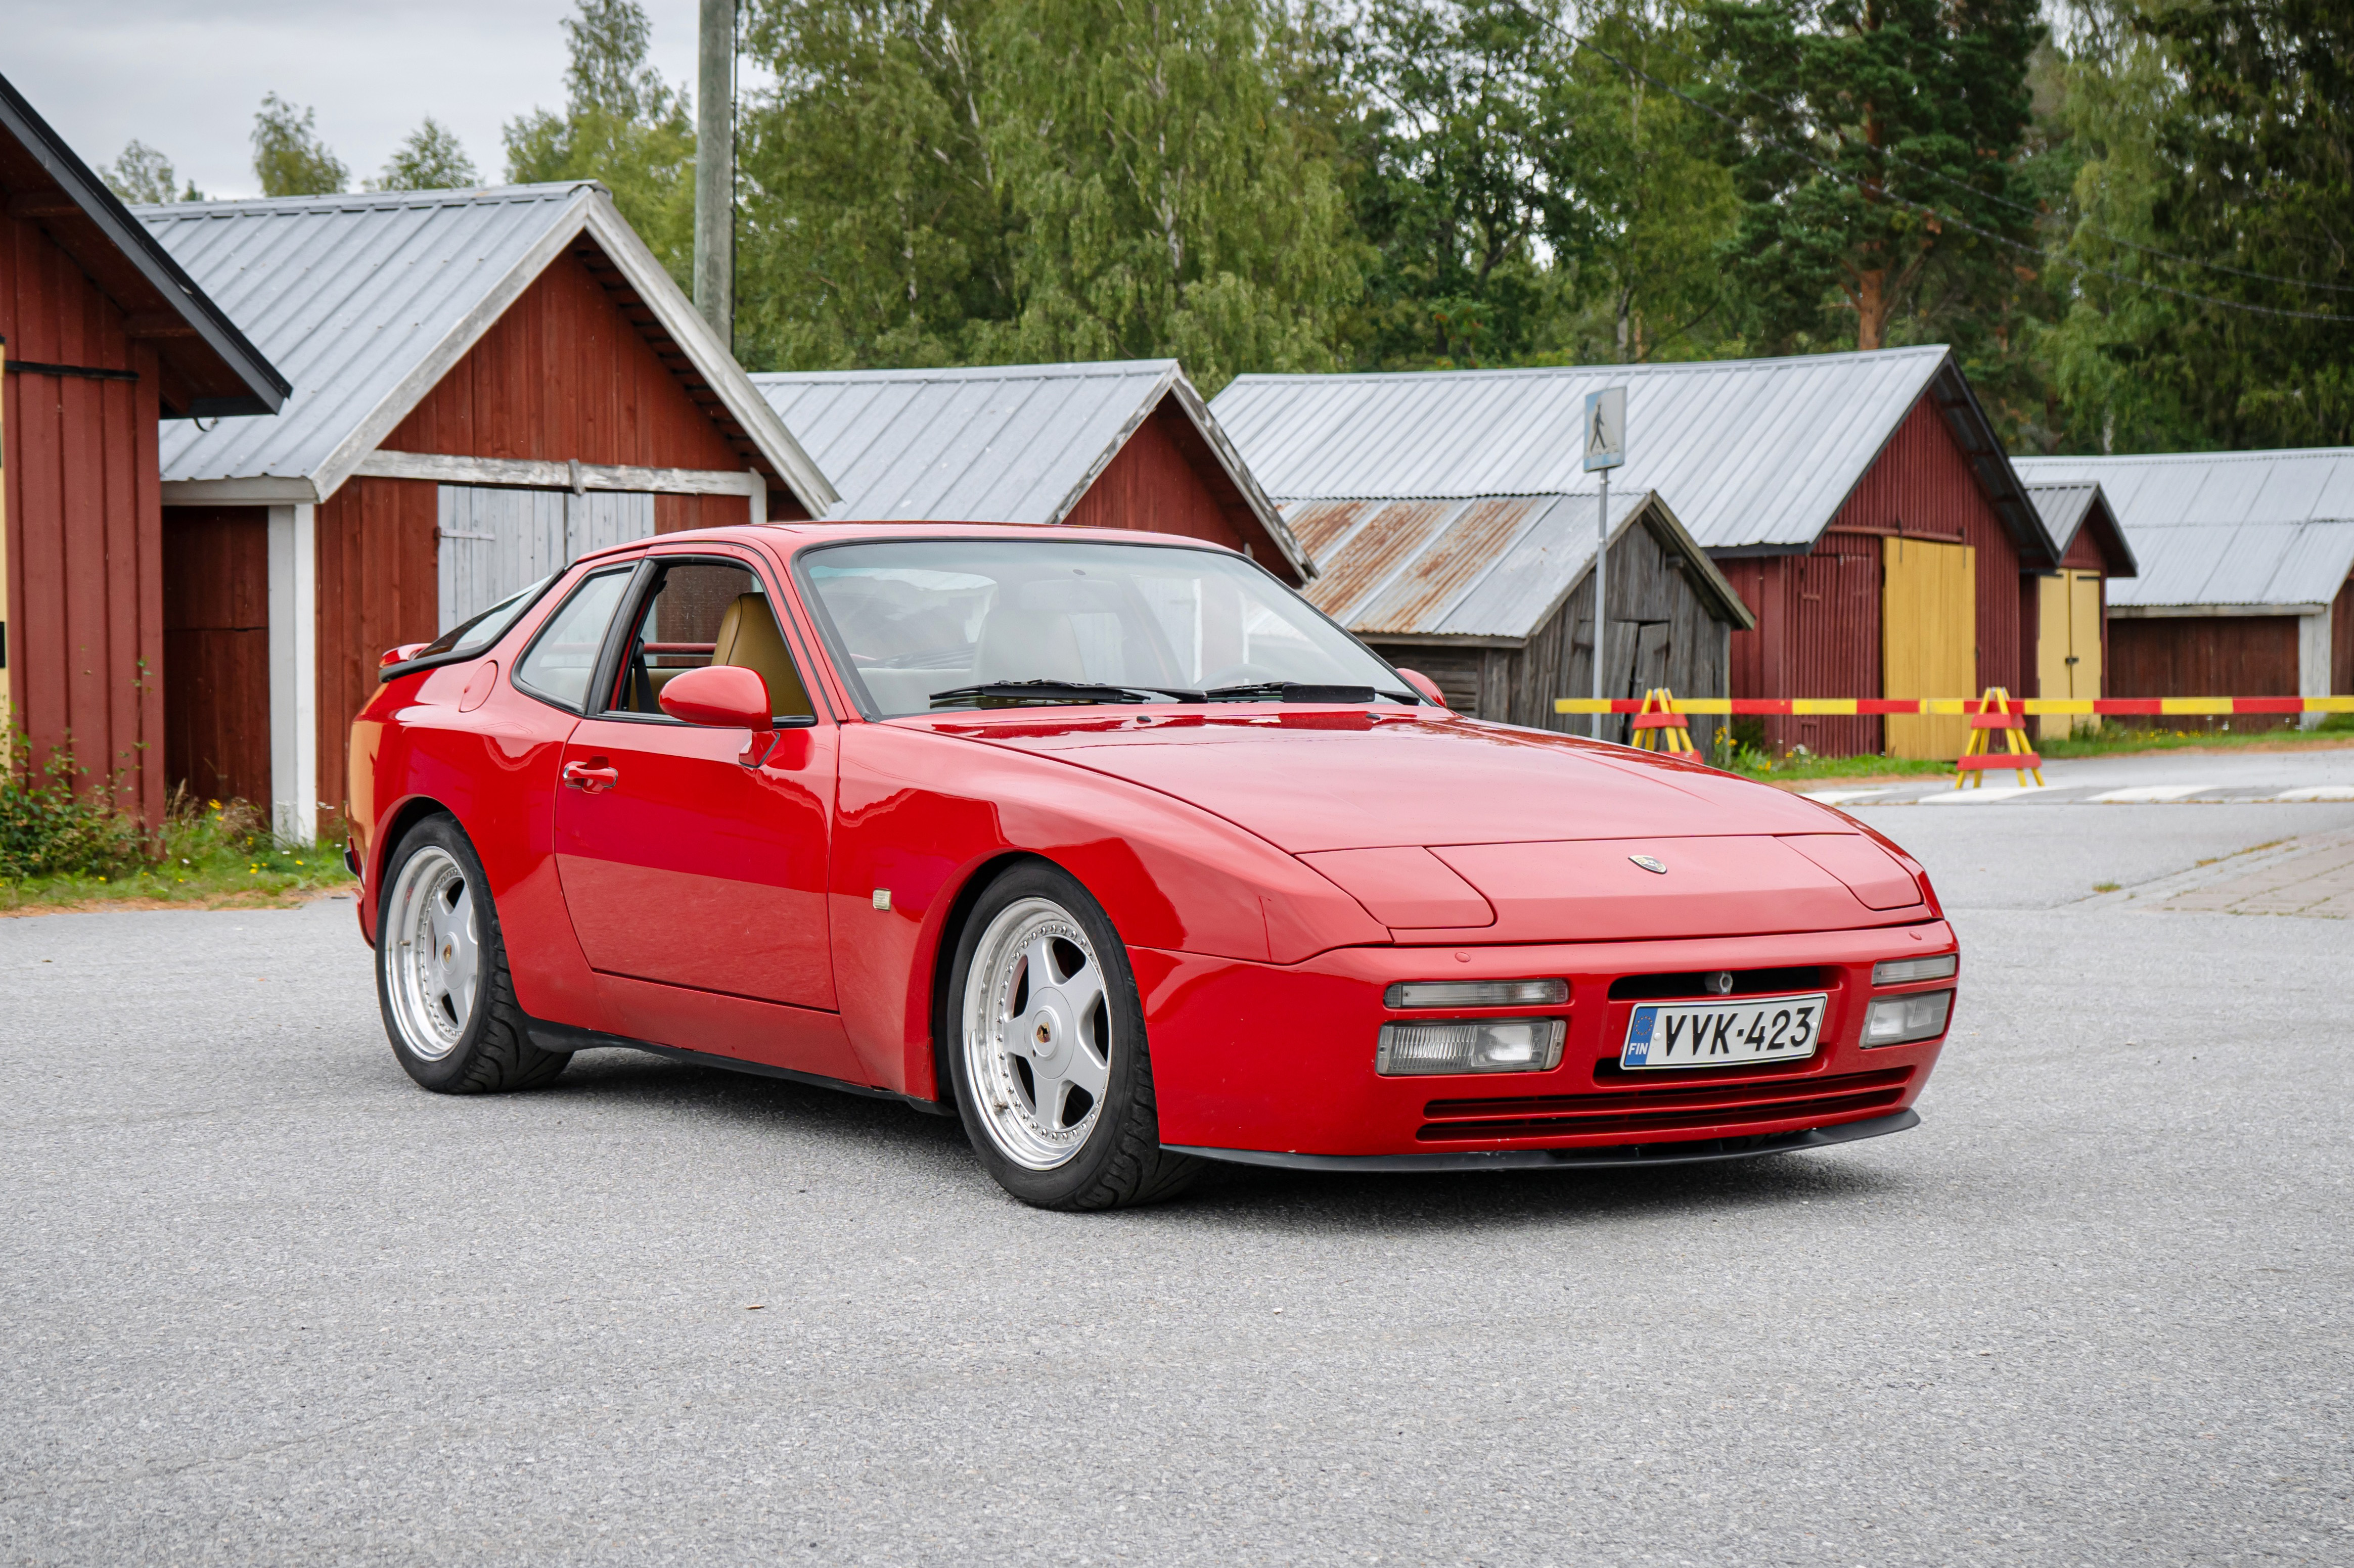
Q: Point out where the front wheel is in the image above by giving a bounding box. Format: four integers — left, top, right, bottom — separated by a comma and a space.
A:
376, 814, 568, 1094
945, 862, 1199, 1210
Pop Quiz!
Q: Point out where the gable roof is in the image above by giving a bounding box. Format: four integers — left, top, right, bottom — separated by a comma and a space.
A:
751, 360, 1309, 580
1289, 490, 1754, 642
2023, 481, 2139, 578
2016, 449, 2354, 611
138, 182, 832, 512
1212, 345, 2055, 564
0, 71, 286, 418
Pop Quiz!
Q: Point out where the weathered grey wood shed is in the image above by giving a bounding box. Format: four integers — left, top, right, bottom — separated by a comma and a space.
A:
1286, 490, 1754, 750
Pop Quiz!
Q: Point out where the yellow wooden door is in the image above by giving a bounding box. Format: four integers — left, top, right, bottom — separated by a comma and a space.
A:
1883, 536, 1975, 758
2069, 570, 2104, 722
2036, 574, 2071, 742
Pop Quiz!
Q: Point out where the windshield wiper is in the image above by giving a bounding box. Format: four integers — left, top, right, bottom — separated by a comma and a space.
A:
929, 680, 1207, 709
1201, 681, 1420, 706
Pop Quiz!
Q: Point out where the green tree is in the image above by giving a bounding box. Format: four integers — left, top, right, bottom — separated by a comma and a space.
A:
505, 0, 697, 285
372, 117, 481, 191
1548, 1, 1743, 364
1704, 0, 2044, 354
736, 0, 1016, 368
104, 140, 202, 204
974, 0, 1360, 391
252, 94, 349, 196
1345, 0, 1571, 367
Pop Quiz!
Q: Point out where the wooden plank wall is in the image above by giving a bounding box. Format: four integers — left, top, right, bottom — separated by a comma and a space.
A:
162, 506, 269, 805
316, 478, 437, 819
1, 208, 166, 822
1061, 401, 1274, 565
2108, 615, 2300, 731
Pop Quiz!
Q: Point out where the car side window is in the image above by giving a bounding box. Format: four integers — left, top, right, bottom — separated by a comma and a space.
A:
513, 568, 635, 712
604, 558, 818, 722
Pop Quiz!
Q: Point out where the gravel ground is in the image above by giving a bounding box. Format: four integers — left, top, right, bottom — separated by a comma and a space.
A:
2, 791, 2349, 1566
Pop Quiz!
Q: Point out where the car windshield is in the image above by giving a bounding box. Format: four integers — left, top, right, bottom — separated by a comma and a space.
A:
799, 538, 1414, 717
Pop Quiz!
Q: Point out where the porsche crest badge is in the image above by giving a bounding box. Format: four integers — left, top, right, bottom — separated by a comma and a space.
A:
1629, 854, 1668, 874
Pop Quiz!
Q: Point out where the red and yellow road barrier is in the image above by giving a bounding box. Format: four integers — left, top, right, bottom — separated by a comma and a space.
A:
1556, 695, 2354, 716
1952, 688, 2043, 789
1626, 688, 1696, 755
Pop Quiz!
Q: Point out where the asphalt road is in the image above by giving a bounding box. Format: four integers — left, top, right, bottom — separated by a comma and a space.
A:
4, 753, 2350, 1565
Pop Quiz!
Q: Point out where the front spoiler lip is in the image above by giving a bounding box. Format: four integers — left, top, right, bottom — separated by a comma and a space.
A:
1166, 1108, 1919, 1173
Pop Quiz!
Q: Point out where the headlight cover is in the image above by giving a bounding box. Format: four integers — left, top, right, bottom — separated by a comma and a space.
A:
1384, 978, 1568, 1008
1871, 953, 1958, 987
1862, 990, 1953, 1047
1376, 1018, 1567, 1076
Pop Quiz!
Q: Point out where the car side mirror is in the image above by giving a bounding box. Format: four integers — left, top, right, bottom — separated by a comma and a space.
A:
658, 665, 776, 766
1395, 668, 1447, 708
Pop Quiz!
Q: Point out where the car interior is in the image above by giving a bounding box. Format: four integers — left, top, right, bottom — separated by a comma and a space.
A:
608, 560, 817, 722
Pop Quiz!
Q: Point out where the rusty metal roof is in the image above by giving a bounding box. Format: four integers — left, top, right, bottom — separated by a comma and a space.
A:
2018, 450, 2354, 610
1215, 347, 2054, 562
1294, 491, 1754, 641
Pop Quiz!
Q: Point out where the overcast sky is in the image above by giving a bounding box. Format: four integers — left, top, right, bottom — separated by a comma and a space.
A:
12, 0, 735, 200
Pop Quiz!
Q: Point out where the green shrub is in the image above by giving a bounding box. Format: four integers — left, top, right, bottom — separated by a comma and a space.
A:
0, 748, 147, 880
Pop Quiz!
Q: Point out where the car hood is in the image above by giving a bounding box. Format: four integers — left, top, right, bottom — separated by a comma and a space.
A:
915, 707, 1840, 849
913, 709, 1931, 939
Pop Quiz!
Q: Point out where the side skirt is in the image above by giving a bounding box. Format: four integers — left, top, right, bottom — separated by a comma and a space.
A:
1166, 1109, 1919, 1173
523, 1020, 958, 1117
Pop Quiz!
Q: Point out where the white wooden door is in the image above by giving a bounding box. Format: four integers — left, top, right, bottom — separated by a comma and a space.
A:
437, 487, 656, 632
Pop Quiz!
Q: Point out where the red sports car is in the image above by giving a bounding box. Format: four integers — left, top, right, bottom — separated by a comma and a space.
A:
351, 522, 1957, 1209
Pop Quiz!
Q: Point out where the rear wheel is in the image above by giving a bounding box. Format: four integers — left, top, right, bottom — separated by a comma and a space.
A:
376, 815, 568, 1093
945, 862, 1199, 1210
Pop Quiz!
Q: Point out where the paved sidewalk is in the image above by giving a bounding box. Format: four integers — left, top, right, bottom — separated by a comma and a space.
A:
2152, 828, 2354, 917
1802, 743, 2354, 808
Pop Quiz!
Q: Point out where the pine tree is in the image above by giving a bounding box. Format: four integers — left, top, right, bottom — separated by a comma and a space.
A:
1705, 0, 2042, 353
252, 95, 349, 197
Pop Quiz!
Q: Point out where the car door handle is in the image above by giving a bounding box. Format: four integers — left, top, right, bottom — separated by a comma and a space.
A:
562, 761, 620, 793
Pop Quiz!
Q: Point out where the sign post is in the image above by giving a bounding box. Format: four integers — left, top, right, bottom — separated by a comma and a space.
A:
1582, 387, 1626, 740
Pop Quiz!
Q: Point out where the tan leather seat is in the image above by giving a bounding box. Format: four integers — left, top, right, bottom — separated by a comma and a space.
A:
712, 594, 814, 718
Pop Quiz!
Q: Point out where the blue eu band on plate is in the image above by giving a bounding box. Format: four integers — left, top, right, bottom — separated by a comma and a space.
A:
1622, 993, 1829, 1069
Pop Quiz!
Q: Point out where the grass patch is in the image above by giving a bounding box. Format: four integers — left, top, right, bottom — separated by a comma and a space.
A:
2038, 713, 2354, 758
2092, 881, 2121, 893
0, 790, 354, 915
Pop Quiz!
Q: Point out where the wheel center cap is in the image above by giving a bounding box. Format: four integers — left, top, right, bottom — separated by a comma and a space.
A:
1027, 992, 1070, 1072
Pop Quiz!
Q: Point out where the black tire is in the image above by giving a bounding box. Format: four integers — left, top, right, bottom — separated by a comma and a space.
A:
943, 861, 1200, 1211
374, 814, 569, 1094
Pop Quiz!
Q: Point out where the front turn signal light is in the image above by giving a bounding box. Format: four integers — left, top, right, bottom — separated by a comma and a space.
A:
1862, 990, 1953, 1046
1385, 978, 1568, 1008
1376, 1018, 1567, 1076
1871, 953, 1958, 987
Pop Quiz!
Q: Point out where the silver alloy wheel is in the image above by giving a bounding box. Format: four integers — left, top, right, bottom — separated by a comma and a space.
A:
963, 896, 1112, 1170
383, 846, 480, 1062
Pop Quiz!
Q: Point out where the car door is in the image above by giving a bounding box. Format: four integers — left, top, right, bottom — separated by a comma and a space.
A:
550, 549, 838, 1013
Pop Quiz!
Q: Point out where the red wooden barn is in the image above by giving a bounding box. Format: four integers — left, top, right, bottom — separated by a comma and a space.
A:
1214, 347, 2062, 757
2018, 449, 2354, 729
0, 73, 286, 821
138, 183, 836, 838
750, 361, 1310, 585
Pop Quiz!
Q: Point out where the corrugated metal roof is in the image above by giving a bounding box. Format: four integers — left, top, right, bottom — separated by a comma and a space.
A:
1214, 346, 2033, 554
750, 360, 1308, 577
2025, 481, 2098, 547
2017, 450, 2354, 608
138, 183, 832, 512
1292, 490, 1753, 640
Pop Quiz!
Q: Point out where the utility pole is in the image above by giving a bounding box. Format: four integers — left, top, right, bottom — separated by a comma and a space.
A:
1582, 387, 1627, 741
693, 0, 735, 345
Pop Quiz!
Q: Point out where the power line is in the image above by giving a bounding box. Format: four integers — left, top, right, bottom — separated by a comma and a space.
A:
1623, 23, 2354, 298
1503, 4, 2351, 325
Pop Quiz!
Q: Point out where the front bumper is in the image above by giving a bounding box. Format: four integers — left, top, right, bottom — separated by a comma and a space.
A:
1134, 922, 1955, 1158
1169, 1108, 1918, 1172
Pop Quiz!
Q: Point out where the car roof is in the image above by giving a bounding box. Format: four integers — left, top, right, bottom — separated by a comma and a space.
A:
576, 519, 1256, 564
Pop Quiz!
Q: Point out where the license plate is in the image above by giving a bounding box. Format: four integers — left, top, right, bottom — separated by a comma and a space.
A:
1621, 993, 1828, 1070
